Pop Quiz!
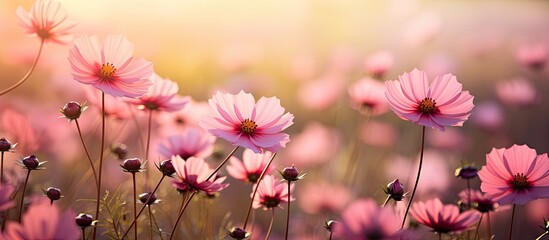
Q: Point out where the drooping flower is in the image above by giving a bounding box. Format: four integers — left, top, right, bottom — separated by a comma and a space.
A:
335, 198, 414, 239
5, 198, 80, 239
226, 149, 274, 183
68, 34, 154, 98
410, 198, 480, 234
16, 0, 74, 44
171, 156, 228, 194
252, 175, 294, 210
495, 78, 538, 107
385, 69, 474, 131
200, 91, 294, 153
126, 73, 189, 112
348, 77, 389, 115
157, 126, 216, 160
478, 144, 549, 205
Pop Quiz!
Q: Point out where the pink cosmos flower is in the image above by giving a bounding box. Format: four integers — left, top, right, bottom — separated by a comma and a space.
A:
470, 101, 504, 132
252, 175, 294, 210
226, 149, 274, 183
298, 74, 345, 111
16, 0, 74, 44
348, 77, 389, 115
0, 184, 16, 212
171, 156, 228, 194
516, 43, 547, 70
495, 78, 538, 107
335, 198, 413, 239
200, 91, 294, 153
68, 34, 154, 98
126, 73, 189, 112
385, 69, 474, 131
157, 99, 210, 136
85, 87, 131, 119
363, 51, 394, 78
478, 144, 549, 205
283, 122, 341, 168
298, 181, 351, 214
458, 190, 499, 213
0, 109, 39, 155
410, 198, 480, 234
5, 198, 80, 239
359, 120, 397, 147
157, 126, 216, 160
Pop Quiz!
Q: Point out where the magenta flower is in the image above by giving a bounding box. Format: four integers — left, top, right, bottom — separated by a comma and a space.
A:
252, 175, 294, 210
171, 156, 228, 194
157, 126, 216, 160
16, 0, 74, 44
478, 144, 549, 205
126, 73, 188, 111
335, 198, 413, 239
410, 198, 480, 234
385, 69, 474, 131
200, 91, 294, 153
68, 34, 154, 98
226, 149, 274, 183
5, 198, 80, 239
348, 77, 389, 115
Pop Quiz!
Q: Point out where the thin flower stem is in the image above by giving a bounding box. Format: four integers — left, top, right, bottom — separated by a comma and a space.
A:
1, 152, 4, 184
487, 212, 492, 240
144, 110, 153, 188
148, 205, 153, 240
264, 209, 275, 240
132, 173, 138, 240
473, 213, 484, 240
509, 204, 516, 240
381, 195, 391, 208
169, 191, 197, 240
243, 153, 277, 230
120, 174, 166, 239
17, 170, 31, 222
328, 232, 333, 240
150, 205, 164, 240
75, 119, 99, 190
467, 179, 471, 208
0, 39, 44, 96
285, 180, 291, 240
205, 146, 239, 181
438, 233, 442, 240
92, 92, 106, 240
82, 228, 86, 240
401, 126, 426, 229
536, 231, 549, 240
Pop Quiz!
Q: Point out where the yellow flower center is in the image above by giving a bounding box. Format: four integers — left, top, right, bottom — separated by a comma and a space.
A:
240, 119, 257, 135
419, 98, 436, 113
99, 63, 116, 81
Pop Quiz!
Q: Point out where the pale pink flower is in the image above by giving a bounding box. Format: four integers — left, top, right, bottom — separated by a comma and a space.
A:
5, 198, 80, 239
458, 190, 500, 213
470, 101, 504, 132
200, 91, 294, 153
516, 43, 547, 70
402, 11, 441, 47
283, 122, 341, 168
84, 87, 131, 119
171, 156, 228, 194
385, 69, 474, 131
16, 0, 74, 44
410, 198, 480, 234
495, 78, 538, 107
227, 149, 274, 183
335, 198, 414, 239
68, 34, 154, 98
126, 73, 188, 112
0, 109, 39, 155
426, 128, 467, 152
252, 175, 294, 210
478, 144, 549, 205
298, 74, 345, 111
157, 126, 216, 160
348, 77, 389, 115
157, 99, 210, 136
0, 184, 16, 212
364, 51, 394, 78
359, 120, 397, 147
298, 181, 351, 214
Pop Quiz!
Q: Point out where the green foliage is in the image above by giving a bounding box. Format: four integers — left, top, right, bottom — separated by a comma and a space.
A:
99, 189, 129, 240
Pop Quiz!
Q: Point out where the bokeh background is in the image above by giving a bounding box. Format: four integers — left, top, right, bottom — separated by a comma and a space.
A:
1, 0, 549, 239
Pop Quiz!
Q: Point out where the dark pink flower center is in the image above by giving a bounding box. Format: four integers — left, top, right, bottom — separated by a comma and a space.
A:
247, 173, 260, 183
419, 98, 436, 113
36, 29, 51, 40
262, 196, 281, 208
99, 63, 116, 81
240, 119, 257, 135
509, 173, 531, 191
143, 101, 159, 110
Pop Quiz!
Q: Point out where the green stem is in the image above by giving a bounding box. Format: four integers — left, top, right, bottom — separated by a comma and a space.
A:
18, 170, 32, 222
264, 209, 275, 240
0, 39, 44, 96
473, 213, 483, 240
205, 146, 239, 181
82, 228, 86, 240
243, 153, 277, 230
75, 119, 99, 190
144, 110, 153, 189
381, 195, 391, 208
169, 191, 197, 240
401, 126, 426, 229
285, 180, 291, 240
509, 204, 516, 240
92, 92, 106, 240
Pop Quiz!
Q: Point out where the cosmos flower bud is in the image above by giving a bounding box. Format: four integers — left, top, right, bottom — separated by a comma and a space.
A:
228, 227, 250, 240
455, 165, 478, 179
110, 143, 128, 160
19, 155, 45, 170
43, 187, 62, 205
157, 159, 176, 176
280, 165, 305, 182
0, 138, 14, 152
60, 101, 86, 121
138, 192, 160, 205
385, 179, 405, 201
324, 220, 337, 232
121, 158, 144, 173
75, 213, 94, 228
